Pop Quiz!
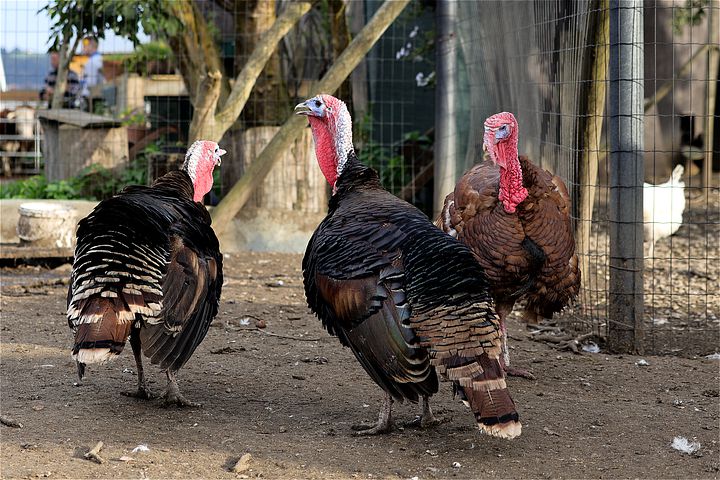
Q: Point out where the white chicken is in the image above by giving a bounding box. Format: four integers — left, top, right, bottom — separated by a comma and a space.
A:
643, 164, 686, 258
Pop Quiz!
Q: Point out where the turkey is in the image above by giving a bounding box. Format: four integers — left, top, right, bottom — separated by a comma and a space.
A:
67, 140, 225, 407
644, 164, 685, 258
436, 112, 580, 379
296, 94, 521, 439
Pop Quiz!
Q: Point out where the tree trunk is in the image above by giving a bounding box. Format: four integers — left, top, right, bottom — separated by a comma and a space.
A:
165, 0, 224, 110
328, 0, 353, 105
211, 0, 412, 233
51, 31, 79, 110
168, 2, 310, 143
235, 0, 288, 126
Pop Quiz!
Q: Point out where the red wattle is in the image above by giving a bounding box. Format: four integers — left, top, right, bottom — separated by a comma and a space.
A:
497, 143, 527, 213
308, 117, 339, 187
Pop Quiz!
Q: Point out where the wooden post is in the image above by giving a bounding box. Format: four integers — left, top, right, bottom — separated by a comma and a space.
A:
704, 5, 719, 199
577, 0, 609, 307
607, 0, 644, 353
211, 0, 411, 233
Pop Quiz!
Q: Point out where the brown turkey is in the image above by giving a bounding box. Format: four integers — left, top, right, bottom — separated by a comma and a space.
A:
436, 112, 580, 379
67, 140, 225, 407
296, 94, 521, 439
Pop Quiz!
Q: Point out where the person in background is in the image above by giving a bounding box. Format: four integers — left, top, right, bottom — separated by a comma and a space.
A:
80, 36, 104, 109
39, 51, 82, 108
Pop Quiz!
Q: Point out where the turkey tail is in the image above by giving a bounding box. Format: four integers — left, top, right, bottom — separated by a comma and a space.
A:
402, 231, 521, 439
447, 353, 521, 439
71, 297, 134, 372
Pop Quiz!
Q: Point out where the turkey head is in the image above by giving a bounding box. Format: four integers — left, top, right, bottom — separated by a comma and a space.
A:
183, 140, 226, 202
483, 112, 528, 213
294, 94, 354, 190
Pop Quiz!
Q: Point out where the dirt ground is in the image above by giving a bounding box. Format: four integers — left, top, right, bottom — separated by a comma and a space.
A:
1, 252, 719, 479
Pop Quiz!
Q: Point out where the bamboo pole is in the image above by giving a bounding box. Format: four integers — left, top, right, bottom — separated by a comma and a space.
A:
577, 0, 609, 306
703, 6, 719, 198
433, 0, 458, 218
211, 0, 411, 233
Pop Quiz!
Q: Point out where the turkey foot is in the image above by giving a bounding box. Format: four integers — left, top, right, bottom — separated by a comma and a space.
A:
503, 364, 536, 380
405, 395, 446, 429
162, 371, 201, 408
500, 348, 536, 379
122, 386, 157, 399
352, 393, 393, 435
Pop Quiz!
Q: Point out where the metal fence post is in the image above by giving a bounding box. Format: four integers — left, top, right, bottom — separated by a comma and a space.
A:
433, 0, 457, 218
608, 0, 644, 353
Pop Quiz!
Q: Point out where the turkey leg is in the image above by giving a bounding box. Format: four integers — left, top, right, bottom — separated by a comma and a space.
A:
121, 328, 156, 399
162, 370, 201, 408
404, 395, 445, 428
497, 303, 536, 380
351, 392, 393, 435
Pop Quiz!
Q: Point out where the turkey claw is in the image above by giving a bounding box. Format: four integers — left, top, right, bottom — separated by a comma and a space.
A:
121, 387, 157, 400
404, 414, 447, 429
351, 421, 393, 436
503, 365, 536, 380
162, 391, 202, 408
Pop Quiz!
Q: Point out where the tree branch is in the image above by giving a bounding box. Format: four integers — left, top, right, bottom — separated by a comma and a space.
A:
214, 2, 311, 130
51, 30, 81, 110
211, 0, 411, 233
165, 0, 223, 108
188, 70, 223, 141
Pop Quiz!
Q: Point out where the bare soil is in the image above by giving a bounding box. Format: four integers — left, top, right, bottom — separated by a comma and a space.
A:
1, 252, 719, 479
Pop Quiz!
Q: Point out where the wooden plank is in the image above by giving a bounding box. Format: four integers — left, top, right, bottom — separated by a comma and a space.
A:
36, 109, 122, 128
0, 243, 73, 260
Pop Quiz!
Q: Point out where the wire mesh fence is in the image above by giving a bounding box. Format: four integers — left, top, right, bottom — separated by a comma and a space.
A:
447, 0, 719, 355
0, 1, 717, 354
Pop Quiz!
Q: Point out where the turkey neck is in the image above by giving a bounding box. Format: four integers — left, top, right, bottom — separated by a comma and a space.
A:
150, 170, 195, 201
328, 153, 383, 209
496, 142, 528, 214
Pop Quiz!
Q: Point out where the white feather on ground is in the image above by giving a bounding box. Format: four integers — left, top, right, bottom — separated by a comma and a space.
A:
671, 436, 701, 454
643, 164, 686, 258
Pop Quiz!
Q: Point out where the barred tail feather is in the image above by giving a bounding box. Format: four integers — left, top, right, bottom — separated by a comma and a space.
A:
449, 353, 521, 439
71, 297, 133, 365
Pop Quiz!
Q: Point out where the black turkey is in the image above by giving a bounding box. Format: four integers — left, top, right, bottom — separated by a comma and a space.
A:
67, 140, 225, 407
296, 94, 521, 438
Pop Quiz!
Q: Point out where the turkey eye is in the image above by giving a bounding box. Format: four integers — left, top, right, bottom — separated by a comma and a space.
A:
314, 100, 322, 107
496, 125, 509, 139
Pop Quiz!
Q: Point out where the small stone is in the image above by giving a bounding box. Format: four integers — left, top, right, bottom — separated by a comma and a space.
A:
636, 359, 649, 366
231, 453, 252, 473
255, 319, 267, 329
452, 462, 462, 468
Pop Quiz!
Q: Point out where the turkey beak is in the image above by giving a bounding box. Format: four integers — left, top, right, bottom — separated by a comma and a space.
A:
216, 148, 226, 166
294, 101, 312, 116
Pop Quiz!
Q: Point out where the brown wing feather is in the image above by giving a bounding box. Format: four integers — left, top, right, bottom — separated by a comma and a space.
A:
315, 274, 378, 330
158, 237, 208, 330
519, 158, 581, 317
140, 236, 221, 371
